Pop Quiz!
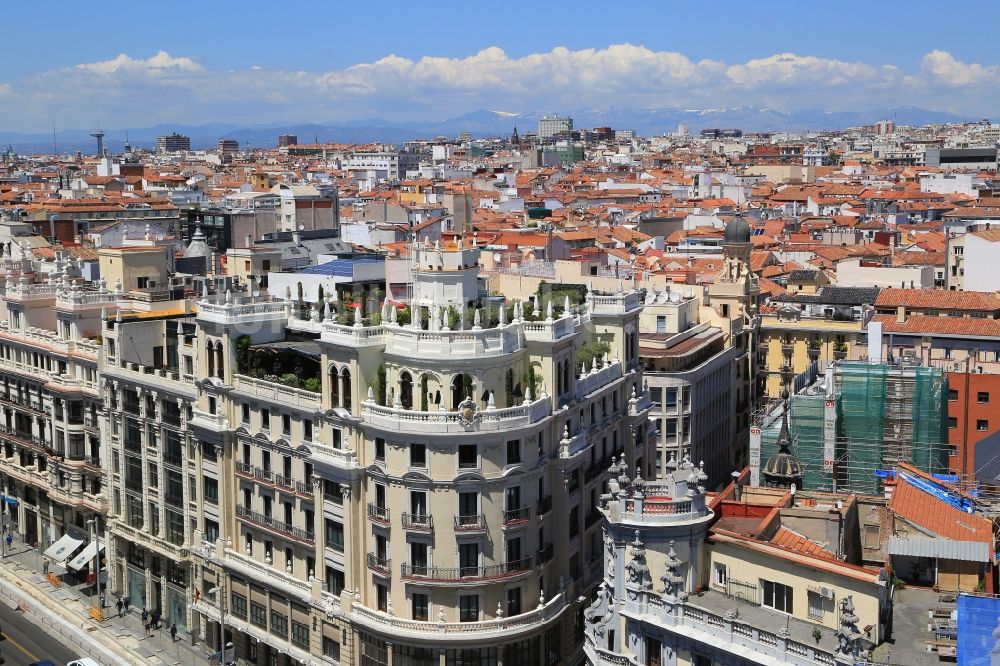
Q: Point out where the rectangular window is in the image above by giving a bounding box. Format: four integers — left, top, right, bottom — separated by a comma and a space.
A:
203, 477, 218, 504
325, 519, 344, 551
261, 409, 270, 430
948, 389, 959, 401
325, 566, 345, 596
323, 636, 341, 660
291, 620, 309, 649
569, 505, 580, 539
506, 439, 521, 465
762, 580, 793, 614
458, 444, 477, 468
978, 419, 989, 431
250, 601, 267, 628
713, 562, 727, 587
231, 592, 247, 620
411, 592, 429, 621
241, 404, 250, 423
506, 587, 521, 617
282, 414, 291, 436
270, 610, 288, 638
375, 437, 385, 461
410, 443, 426, 468
303, 419, 313, 441
377, 584, 388, 612
459, 595, 479, 622
807, 590, 825, 619
978, 391, 990, 404
948, 417, 958, 429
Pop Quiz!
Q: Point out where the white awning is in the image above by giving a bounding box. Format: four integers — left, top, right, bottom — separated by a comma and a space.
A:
67, 541, 105, 571
43, 533, 84, 564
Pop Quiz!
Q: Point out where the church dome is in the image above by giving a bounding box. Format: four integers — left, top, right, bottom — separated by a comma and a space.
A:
183, 224, 212, 260
723, 214, 752, 244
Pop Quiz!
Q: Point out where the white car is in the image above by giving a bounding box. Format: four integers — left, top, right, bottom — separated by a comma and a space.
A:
66, 660, 101, 666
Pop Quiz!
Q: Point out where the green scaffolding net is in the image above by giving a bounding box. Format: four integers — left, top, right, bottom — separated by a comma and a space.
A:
759, 362, 950, 495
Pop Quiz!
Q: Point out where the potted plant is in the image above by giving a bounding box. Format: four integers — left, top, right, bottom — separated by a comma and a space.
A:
833, 340, 848, 360
812, 628, 822, 644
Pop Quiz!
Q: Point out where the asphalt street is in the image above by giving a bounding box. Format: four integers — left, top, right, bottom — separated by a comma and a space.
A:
0, 599, 82, 666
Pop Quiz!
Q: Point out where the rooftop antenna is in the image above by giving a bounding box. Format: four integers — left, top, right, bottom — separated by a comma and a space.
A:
52, 123, 57, 156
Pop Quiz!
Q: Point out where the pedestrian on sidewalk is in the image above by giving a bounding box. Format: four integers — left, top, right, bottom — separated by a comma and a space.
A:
99, 591, 105, 608
143, 620, 149, 638
141, 608, 148, 625
42, 559, 48, 575
170, 623, 177, 642
116, 598, 123, 617
123, 597, 130, 614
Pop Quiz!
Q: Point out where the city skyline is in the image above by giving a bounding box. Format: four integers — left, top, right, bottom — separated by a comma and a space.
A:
4, 1, 1000, 131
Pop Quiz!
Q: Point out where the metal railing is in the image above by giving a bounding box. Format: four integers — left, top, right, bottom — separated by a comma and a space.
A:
502, 506, 531, 526
400, 557, 533, 582
454, 514, 486, 532
236, 505, 315, 544
401, 513, 433, 531
367, 502, 390, 525
366, 553, 391, 575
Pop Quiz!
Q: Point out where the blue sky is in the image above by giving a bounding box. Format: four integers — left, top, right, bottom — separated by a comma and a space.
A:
4, 1, 1000, 131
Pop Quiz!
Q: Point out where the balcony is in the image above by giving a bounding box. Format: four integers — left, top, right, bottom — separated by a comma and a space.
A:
367, 502, 390, 526
536, 495, 552, 516
349, 592, 568, 645
780, 342, 794, 355
366, 552, 391, 576
401, 513, 433, 532
361, 393, 551, 435
454, 514, 486, 532
400, 557, 533, 583
232, 374, 321, 412
235, 505, 315, 544
502, 506, 531, 526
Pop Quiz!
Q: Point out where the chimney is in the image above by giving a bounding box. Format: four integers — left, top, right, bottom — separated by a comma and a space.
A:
731, 470, 741, 502
245, 235, 252, 248
292, 229, 302, 246
896, 305, 905, 324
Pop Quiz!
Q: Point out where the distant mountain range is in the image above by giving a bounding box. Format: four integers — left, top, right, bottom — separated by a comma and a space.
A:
3, 106, 984, 154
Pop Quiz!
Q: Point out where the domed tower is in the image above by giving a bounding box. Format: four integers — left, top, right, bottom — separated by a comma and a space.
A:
722, 213, 752, 263
763, 394, 804, 489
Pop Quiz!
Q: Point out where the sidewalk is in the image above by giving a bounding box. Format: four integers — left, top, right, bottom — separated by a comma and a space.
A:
0, 539, 218, 666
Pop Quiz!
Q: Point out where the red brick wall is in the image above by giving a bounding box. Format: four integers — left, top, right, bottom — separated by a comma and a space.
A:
946, 371, 1000, 476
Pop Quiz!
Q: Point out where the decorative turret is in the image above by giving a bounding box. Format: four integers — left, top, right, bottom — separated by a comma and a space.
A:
762, 391, 804, 489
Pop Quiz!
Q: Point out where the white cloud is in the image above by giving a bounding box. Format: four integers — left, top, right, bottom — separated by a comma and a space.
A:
920, 50, 999, 86
725, 53, 888, 88
3, 46, 1000, 130
74, 50, 203, 75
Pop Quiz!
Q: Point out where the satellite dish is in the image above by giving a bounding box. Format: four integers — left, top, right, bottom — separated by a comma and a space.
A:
494, 253, 502, 262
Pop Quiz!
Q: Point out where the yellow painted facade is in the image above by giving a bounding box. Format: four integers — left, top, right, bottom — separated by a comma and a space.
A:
760, 316, 866, 397
710, 540, 886, 643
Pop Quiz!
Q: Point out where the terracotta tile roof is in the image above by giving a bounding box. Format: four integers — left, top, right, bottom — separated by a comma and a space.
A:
889, 466, 992, 542
875, 287, 1000, 311
770, 526, 837, 559
871, 314, 1000, 337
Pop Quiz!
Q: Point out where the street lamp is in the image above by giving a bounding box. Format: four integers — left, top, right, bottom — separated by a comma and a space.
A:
86, 517, 102, 620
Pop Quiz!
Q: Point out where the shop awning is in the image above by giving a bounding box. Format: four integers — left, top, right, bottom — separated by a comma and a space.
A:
67, 541, 105, 571
43, 533, 84, 563
888, 537, 991, 563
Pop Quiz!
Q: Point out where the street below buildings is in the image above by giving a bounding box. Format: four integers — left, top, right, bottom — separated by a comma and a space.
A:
0, 594, 81, 665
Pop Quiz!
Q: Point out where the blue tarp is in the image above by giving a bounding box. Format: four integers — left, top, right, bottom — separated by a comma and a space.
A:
957, 594, 1000, 665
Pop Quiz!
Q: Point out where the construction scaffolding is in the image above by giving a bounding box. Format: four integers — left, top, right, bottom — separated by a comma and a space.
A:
757, 361, 951, 496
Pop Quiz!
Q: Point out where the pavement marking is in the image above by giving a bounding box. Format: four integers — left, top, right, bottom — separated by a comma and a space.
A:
2, 632, 41, 662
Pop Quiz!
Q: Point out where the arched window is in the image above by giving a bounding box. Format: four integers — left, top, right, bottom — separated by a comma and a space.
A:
206, 341, 215, 378
329, 365, 340, 408
399, 372, 413, 410
341, 368, 352, 411
215, 341, 224, 379
451, 375, 465, 410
